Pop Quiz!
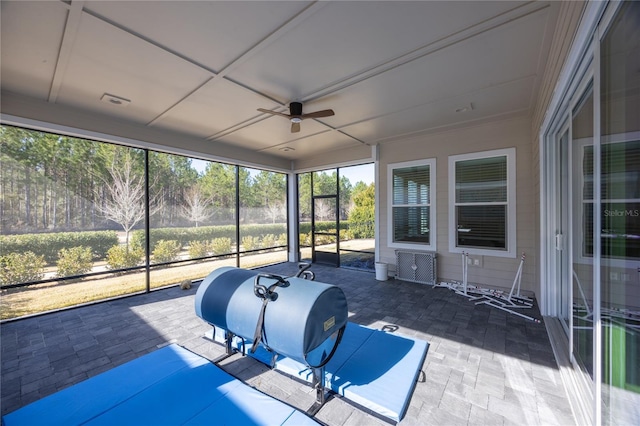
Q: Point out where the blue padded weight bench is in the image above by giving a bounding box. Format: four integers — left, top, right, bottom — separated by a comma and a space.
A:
2, 344, 318, 426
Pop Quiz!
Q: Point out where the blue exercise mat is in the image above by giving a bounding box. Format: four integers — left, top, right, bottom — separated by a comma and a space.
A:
214, 322, 429, 422
2, 344, 318, 426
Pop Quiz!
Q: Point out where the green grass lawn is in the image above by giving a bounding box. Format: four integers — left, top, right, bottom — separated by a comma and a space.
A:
0, 251, 286, 320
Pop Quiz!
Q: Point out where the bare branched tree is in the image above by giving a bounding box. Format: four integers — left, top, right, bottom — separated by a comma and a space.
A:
95, 155, 158, 247
265, 200, 286, 224
181, 185, 211, 227
315, 198, 333, 221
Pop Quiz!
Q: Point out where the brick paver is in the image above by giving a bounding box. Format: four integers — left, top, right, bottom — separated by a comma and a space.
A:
1, 263, 575, 425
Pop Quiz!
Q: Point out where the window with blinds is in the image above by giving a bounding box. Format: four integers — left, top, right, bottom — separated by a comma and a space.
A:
582, 140, 640, 259
449, 148, 516, 256
388, 159, 436, 249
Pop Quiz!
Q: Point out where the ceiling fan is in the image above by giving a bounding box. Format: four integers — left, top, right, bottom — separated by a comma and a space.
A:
258, 102, 335, 133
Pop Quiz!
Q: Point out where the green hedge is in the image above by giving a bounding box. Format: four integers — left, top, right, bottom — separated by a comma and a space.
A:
299, 220, 372, 238
299, 221, 344, 234
132, 223, 288, 251
0, 221, 370, 269
0, 231, 119, 265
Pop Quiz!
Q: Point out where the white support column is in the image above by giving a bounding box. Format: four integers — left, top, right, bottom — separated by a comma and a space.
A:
373, 144, 381, 263
287, 169, 299, 262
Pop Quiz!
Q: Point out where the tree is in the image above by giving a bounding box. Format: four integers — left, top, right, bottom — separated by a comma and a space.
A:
253, 171, 286, 223
298, 173, 313, 221
348, 182, 375, 238
148, 152, 198, 226
200, 163, 236, 224
181, 185, 211, 227
95, 152, 154, 247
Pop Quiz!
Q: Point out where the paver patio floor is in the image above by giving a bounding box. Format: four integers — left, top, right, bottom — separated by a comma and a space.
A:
1, 262, 575, 425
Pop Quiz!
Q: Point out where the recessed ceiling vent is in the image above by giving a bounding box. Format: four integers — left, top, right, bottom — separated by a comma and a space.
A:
455, 103, 474, 113
101, 93, 131, 107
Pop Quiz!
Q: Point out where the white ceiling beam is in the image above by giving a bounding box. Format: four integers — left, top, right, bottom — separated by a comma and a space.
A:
48, 0, 84, 103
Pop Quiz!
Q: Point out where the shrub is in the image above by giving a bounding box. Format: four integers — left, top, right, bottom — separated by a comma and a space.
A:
152, 240, 181, 264
261, 234, 276, 249
0, 251, 46, 286
277, 233, 287, 246
299, 232, 312, 247
241, 236, 260, 251
0, 231, 118, 265
349, 220, 374, 239
106, 245, 144, 271
211, 237, 232, 255
188, 240, 210, 259
56, 246, 93, 278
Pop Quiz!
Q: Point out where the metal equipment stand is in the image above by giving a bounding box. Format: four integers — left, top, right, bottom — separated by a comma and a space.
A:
437, 253, 541, 323
307, 367, 329, 416
204, 263, 337, 416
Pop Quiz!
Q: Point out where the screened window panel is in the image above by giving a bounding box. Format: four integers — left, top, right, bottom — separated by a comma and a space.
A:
393, 166, 430, 205
393, 206, 430, 243
456, 205, 506, 249
455, 156, 507, 203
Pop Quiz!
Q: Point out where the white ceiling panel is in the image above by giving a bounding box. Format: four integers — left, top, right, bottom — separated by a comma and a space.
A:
259, 131, 363, 160
83, 1, 312, 73
342, 77, 536, 143
226, 1, 524, 101
151, 78, 281, 139
311, 7, 551, 129
0, 1, 564, 166
0, 1, 67, 100
56, 12, 212, 124
216, 114, 339, 151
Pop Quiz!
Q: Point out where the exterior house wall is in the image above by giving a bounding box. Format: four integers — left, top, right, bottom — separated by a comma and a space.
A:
378, 114, 538, 294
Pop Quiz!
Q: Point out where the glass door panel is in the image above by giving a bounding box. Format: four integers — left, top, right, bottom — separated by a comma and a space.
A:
312, 195, 339, 266
599, 2, 640, 423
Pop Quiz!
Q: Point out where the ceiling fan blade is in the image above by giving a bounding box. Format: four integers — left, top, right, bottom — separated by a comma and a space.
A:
257, 108, 291, 119
301, 109, 335, 119
291, 122, 301, 133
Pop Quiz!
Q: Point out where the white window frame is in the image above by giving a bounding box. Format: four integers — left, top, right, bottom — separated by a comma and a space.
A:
387, 158, 436, 251
448, 148, 516, 258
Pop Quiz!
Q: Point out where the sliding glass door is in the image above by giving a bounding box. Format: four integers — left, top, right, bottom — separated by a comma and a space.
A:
599, 2, 640, 423
544, 2, 639, 424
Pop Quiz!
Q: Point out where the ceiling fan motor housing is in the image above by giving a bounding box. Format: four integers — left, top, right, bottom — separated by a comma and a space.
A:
290, 102, 303, 116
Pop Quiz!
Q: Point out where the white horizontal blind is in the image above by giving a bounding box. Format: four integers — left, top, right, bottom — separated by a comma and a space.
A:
454, 154, 508, 250
583, 140, 640, 259
455, 156, 507, 203
390, 162, 432, 245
